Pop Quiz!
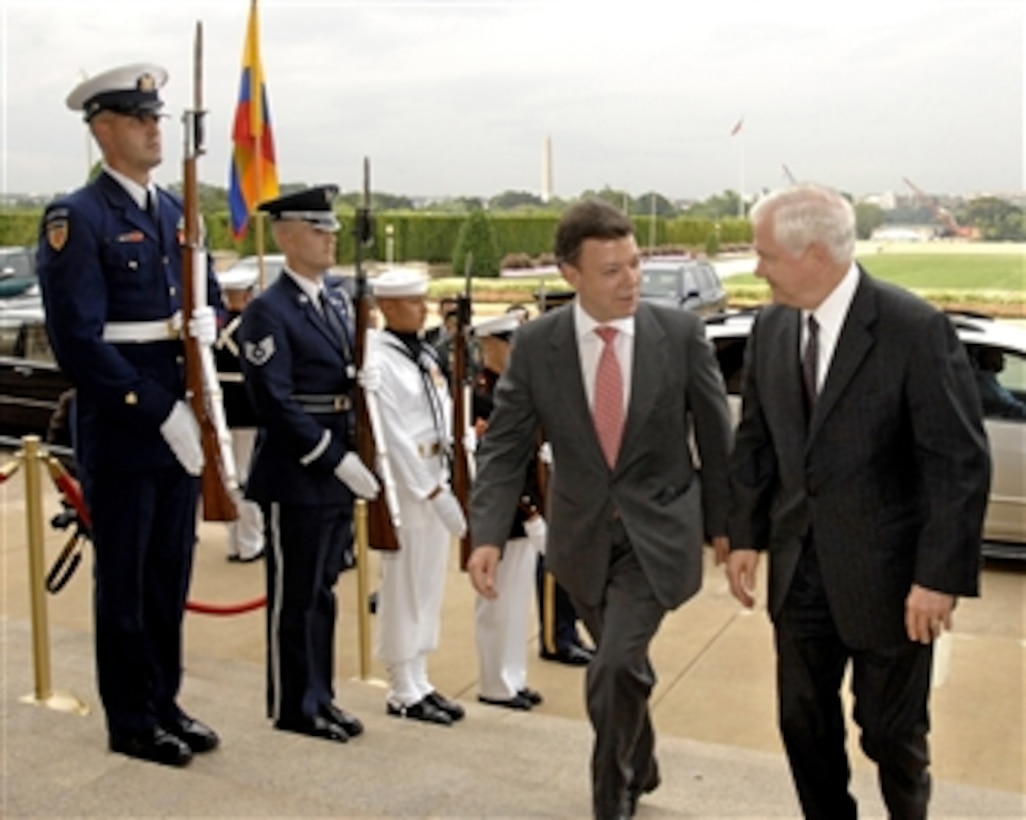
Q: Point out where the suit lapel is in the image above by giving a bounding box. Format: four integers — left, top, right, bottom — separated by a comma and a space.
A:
808, 271, 877, 442
616, 303, 666, 470
546, 306, 608, 468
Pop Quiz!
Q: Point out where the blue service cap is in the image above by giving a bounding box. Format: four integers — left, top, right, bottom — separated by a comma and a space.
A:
66, 63, 168, 122
258, 185, 340, 232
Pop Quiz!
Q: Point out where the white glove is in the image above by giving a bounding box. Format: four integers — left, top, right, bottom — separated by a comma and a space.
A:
188, 306, 217, 346
160, 400, 204, 476
357, 364, 382, 393
431, 487, 467, 537
537, 441, 553, 466
463, 426, 477, 454
524, 514, 548, 555
334, 453, 381, 499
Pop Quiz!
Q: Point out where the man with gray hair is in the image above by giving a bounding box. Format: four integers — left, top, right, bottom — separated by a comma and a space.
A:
727, 183, 990, 819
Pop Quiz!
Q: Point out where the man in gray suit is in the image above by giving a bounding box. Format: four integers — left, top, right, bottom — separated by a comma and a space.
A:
468, 200, 732, 819
727, 184, 990, 820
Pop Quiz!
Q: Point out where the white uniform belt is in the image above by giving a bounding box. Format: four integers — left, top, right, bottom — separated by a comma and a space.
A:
103, 311, 182, 343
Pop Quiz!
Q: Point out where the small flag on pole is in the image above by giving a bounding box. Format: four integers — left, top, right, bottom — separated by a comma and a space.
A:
730, 118, 744, 137
228, 0, 279, 240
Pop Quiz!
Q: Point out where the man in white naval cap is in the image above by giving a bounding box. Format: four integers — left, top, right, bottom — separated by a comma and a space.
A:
362, 267, 467, 725
239, 185, 379, 744
37, 63, 225, 767
469, 312, 546, 711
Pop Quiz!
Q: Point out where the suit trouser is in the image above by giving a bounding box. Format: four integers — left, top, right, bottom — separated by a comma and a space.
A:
263, 500, 351, 725
571, 523, 666, 819
776, 547, 933, 820
87, 465, 199, 736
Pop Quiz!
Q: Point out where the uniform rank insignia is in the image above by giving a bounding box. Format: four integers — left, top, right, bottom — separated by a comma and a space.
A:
45, 215, 69, 251
245, 336, 276, 366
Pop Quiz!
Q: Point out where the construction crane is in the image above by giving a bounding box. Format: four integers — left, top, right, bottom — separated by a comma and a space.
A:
901, 176, 976, 239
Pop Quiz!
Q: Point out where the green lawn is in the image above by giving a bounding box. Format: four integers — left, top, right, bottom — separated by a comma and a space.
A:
727, 253, 1025, 292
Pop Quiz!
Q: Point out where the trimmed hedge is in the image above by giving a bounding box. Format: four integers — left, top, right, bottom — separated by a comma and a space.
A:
1, 207, 753, 264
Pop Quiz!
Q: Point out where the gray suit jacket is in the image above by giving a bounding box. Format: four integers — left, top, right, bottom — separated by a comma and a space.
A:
470, 301, 732, 610
728, 270, 990, 648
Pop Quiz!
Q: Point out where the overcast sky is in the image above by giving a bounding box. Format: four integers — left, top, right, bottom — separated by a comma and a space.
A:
0, 0, 1022, 202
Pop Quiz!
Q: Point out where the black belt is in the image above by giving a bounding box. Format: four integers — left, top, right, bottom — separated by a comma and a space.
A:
293, 393, 352, 413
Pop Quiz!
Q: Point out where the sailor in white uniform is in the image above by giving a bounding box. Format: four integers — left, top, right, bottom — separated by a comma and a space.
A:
364, 268, 467, 726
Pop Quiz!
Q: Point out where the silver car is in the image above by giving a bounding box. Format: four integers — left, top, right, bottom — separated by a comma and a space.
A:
704, 310, 1026, 559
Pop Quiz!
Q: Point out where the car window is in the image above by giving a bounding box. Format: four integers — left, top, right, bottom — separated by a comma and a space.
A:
681, 270, 698, 298
640, 269, 680, 298
967, 343, 1026, 422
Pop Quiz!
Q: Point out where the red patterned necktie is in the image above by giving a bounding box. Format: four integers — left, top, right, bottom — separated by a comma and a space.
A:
593, 326, 624, 468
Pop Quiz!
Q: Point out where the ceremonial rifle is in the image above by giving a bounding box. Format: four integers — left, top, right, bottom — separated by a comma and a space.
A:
182, 21, 237, 521
352, 157, 400, 550
452, 254, 473, 569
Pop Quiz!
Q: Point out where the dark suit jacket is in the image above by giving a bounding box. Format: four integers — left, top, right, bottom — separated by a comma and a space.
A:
728, 270, 990, 648
240, 271, 356, 506
471, 301, 732, 610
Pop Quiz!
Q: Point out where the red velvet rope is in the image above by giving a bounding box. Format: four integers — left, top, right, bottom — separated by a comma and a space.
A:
185, 596, 266, 615
43, 456, 267, 615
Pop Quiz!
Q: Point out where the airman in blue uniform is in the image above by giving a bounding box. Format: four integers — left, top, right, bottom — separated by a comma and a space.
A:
36, 63, 224, 767
239, 185, 380, 744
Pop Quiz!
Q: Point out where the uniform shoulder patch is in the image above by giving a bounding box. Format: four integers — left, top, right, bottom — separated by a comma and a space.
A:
244, 335, 276, 366
44, 208, 70, 252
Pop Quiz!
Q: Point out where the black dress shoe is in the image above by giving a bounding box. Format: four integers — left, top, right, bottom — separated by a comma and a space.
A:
109, 726, 192, 767
227, 549, 264, 563
425, 690, 465, 721
478, 693, 533, 710
163, 714, 220, 753
386, 698, 452, 726
274, 714, 349, 743
518, 687, 543, 705
321, 703, 364, 737
540, 644, 593, 666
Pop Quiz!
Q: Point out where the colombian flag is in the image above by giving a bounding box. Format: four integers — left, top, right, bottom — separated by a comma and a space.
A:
228, 0, 279, 240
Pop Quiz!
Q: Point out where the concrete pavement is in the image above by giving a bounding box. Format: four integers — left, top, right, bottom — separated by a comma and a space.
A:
2, 451, 1024, 817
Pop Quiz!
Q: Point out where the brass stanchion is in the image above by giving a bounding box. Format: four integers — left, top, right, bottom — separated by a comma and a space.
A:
352, 499, 385, 687
17, 435, 88, 714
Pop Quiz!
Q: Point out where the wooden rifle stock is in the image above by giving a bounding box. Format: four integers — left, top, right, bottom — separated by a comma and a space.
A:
353, 158, 399, 551
182, 21, 237, 522
452, 257, 473, 569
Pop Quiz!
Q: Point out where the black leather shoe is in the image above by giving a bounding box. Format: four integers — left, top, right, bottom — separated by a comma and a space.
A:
321, 703, 364, 738
386, 698, 452, 726
540, 644, 593, 666
518, 687, 543, 706
425, 690, 465, 721
274, 714, 350, 743
163, 714, 220, 753
227, 549, 264, 563
478, 693, 533, 710
109, 726, 192, 767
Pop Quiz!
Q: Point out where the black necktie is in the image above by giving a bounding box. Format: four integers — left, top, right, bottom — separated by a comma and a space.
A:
802, 315, 820, 407
145, 189, 158, 223
320, 291, 349, 347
